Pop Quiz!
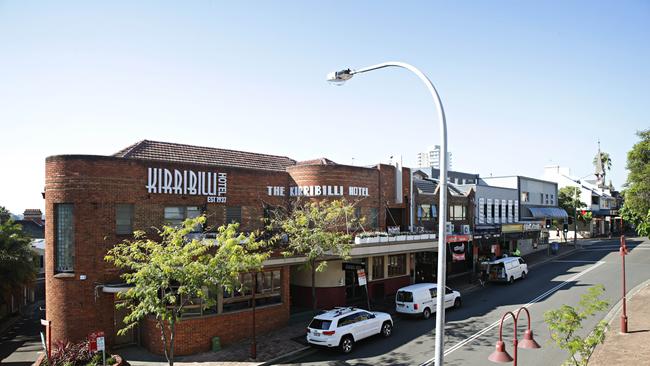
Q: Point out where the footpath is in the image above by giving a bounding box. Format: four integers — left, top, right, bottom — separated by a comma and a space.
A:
121, 241, 581, 366
588, 280, 650, 365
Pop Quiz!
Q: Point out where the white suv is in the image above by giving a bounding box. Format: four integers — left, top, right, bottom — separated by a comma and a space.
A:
306, 307, 393, 353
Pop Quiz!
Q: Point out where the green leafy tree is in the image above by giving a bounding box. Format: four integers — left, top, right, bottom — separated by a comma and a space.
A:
271, 199, 359, 312
621, 129, 650, 237
544, 284, 609, 366
558, 187, 587, 217
593, 151, 612, 172
0, 218, 38, 305
105, 216, 268, 366
0, 206, 11, 224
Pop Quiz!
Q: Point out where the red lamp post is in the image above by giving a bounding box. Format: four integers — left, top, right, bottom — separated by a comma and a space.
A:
488, 307, 541, 365
620, 227, 628, 334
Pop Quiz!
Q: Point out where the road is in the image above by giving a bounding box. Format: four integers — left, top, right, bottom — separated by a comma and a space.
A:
0, 301, 45, 366
284, 236, 650, 366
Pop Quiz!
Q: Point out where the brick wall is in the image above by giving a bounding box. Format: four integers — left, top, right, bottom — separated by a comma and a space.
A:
141, 266, 290, 356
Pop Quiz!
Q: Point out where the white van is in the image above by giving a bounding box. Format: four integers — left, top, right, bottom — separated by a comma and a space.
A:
395, 283, 461, 319
487, 257, 528, 284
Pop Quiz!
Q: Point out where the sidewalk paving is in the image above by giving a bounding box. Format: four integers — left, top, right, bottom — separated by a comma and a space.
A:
120, 240, 586, 366
588, 281, 650, 365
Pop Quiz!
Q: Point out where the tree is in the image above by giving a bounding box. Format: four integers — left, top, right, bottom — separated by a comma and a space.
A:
621, 129, 650, 237
270, 199, 359, 312
0, 218, 38, 305
0, 206, 11, 224
558, 187, 587, 217
105, 216, 268, 366
544, 284, 609, 366
593, 151, 612, 172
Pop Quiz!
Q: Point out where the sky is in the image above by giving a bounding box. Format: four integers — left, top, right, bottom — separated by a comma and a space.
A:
0, 1, 648, 215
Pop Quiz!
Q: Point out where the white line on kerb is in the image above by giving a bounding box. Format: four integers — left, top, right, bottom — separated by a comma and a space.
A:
419, 260, 606, 366
553, 260, 601, 263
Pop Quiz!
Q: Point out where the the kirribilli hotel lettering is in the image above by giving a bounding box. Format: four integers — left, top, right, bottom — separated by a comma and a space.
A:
146, 167, 227, 203
266, 185, 369, 197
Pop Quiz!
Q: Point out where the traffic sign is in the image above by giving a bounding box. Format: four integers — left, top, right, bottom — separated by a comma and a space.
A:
357, 269, 367, 286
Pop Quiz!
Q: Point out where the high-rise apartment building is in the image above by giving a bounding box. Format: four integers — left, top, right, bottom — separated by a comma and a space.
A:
417, 145, 452, 169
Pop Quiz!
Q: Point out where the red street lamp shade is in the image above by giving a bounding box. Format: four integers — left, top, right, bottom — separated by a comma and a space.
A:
488, 340, 514, 363
519, 329, 541, 349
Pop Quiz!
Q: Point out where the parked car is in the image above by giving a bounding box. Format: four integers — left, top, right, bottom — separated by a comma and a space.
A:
306, 307, 393, 353
395, 283, 461, 319
487, 257, 528, 284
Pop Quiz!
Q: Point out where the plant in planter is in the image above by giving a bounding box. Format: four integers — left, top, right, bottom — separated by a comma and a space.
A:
378, 232, 389, 242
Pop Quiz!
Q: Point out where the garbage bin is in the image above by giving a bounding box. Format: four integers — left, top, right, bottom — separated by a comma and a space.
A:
211, 336, 221, 352
551, 243, 559, 255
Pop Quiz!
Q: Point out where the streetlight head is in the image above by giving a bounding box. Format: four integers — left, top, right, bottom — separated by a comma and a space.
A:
488, 341, 514, 363
519, 329, 541, 349
326, 68, 354, 85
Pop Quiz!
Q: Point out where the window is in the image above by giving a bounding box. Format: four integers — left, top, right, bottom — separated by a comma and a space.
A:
521, 192, 529, 202
354, 207, 362, 220
545, 194, 549, 205
164, 206, 201, 229
419, 204, 432, 221
491, 204, 495, 218
505, 204, 509, 218
483, 203, 488, 220
540, 193, 544, 204
387, 254, 407, 277
222, 269, 282, 313
338, 314, 358, 327
445, 287, 453, 294
449, 205, 466, 220
226, 206, 242, 224
592, 196, 600, 205
116, 204, 134, 234
429, 288, 437, 298
372, 256, 384, 280
551, 194, 555, 205
369, 208, 378, 228
55, 204, 74, 272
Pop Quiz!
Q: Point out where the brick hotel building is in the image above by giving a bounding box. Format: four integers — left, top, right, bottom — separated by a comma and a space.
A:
45, 140, 450, 355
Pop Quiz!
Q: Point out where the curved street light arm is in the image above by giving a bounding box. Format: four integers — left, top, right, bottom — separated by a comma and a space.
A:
515, 306, 532, 330
339, 61, 448, 366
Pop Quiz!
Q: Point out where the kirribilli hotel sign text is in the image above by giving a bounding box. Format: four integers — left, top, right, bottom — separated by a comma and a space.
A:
146, 167, 227, 203
266, 185, 369, 197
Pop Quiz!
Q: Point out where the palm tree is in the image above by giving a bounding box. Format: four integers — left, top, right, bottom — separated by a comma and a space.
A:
593, 152, 612, 171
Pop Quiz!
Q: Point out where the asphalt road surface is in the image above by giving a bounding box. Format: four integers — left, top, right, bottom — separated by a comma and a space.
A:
285, 237, 650, 366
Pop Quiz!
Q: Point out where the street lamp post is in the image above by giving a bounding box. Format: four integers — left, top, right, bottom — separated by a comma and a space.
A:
620, 227, 628, 334
488, 307, 541, 366
574, 185, 578, 248
327, 62, 449, 366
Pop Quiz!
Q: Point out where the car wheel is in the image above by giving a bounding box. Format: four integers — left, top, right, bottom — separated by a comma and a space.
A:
340, 336, 354, 354
509, 276, 515, 284
381, 321, 392, 337
522, 271, 527, 279
423, 307, 431, 320
454, 297, 462, 308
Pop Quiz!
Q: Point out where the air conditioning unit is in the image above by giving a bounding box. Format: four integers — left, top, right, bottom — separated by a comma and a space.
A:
446, 222, 454, 234
461, 225, 471, 234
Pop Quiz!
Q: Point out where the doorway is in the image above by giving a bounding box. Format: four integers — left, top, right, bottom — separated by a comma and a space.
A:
113, 300, 136, 347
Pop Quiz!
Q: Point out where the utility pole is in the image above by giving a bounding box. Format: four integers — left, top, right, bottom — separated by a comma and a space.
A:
574, 185, 579, 248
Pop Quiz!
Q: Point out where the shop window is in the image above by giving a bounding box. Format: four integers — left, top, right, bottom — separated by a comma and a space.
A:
226, 206, 242, 224
372, 256, 385, 280
449, 205, 466, 220
55, 204, 74, 273
222, 269, 282, 313
164, 206, 202, 231
116, 204, 134, 235
369, 208, 379, 228
521, 192, 529, 202
387, 254, 406, 277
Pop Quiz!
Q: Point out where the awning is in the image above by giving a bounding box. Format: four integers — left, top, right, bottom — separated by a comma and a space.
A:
102, 283, 133, 294
528, 207, 568, 219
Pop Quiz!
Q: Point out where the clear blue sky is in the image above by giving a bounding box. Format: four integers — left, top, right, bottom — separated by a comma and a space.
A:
1, 1, 648, 215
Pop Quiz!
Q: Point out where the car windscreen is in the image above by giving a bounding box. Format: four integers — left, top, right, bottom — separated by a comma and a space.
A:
396, 290, 414, 302
309, 318, 332, 330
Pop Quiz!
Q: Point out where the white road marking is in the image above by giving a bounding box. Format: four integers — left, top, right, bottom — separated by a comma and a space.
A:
553, 260, 601, 263
419, 260, 606, 366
